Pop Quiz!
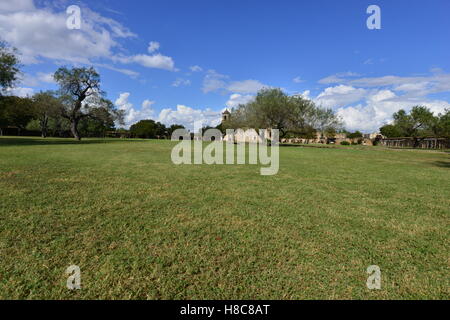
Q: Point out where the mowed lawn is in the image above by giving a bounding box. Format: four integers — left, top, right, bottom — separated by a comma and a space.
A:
0, 137, 448, 300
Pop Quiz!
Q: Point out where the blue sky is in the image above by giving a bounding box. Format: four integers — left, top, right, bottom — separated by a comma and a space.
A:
1, 0, 449, 132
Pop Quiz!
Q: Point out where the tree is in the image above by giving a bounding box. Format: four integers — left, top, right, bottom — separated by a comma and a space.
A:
380, 106, 445, 147
288, 95, 320, 137
78, 99, 121, 137
54, 67, 123, 140
311, 107, 343, 136
0, 96, 34, 135
347, 131, 363, 139
168, 124, 185, 136
224, 88, 342, 138
248, 88, 293, 137
32, 91, 62, 138
0, 41, 20, 94
380, 124, 403, 138
130, 119, 167, 139
392, 106, 435, 137
436, 109, 450, 137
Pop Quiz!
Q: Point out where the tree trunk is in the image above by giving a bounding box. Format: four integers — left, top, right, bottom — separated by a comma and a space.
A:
70, 119, 81, 141
0, 128, 2, 136
40, 115, 48, 138
55, 119, 62, 137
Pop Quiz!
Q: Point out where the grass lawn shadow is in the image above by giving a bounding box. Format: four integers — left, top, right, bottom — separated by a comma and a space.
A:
433, 161, 450, 168
0, 137, 146, 147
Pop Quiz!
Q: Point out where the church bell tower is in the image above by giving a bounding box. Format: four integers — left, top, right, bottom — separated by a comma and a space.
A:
222, 110, 231, 122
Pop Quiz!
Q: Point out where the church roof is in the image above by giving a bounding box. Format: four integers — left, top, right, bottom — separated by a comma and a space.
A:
222, 110, 231, 114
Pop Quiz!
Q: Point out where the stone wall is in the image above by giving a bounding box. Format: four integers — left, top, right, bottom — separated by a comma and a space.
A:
380, 137, 450, 149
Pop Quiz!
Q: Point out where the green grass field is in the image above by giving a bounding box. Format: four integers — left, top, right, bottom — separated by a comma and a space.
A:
0, 136, 449, 299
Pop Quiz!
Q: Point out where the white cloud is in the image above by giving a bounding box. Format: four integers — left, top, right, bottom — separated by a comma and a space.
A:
227, 80, 266, 94
430, 67, 443, 74
0, 2, 176, 75
190, 65, 203, 72
172, 78, 191, 87
93, 63, 140, 78
226, 93, 255, 109
336, 71, 360, 77
315, 85, 367, 108
82, 7, 136, 39
0, 2, 134, 65
115, 54, 175, 71
20, 72, 55, 87
337, 97, 450, 133
21, 72, 55, 87
5, 86, 34, 97
0, 0, 35, 12
368, 89, 396, 102
314, 84, 450, 132
157, 105, 221, 130
202, 70, 267, 94
148, 41, 160, 53
142, 99, 155, 109
318, 75, 343, 85
318, 72, 360, 84
36, 72, 55, 84
293, 76, 304, 83
293, 90, 311, 100
313, 70, 450, 133
318, 72, 450, 96
202, 70, 229, 93
115, 93, 156, 127
117, 97, 221, 130
115, 92, 133, 112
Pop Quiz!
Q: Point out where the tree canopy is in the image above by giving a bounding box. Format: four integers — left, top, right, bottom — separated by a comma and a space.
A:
0, 60, 125, 138
0, 96, 34, 135
31, 91, 62, 138
54, 66, 124, 140
0, 41, 20, 94
130, 120, 177, 139
222, 88, 342, 138
380, 106, 450, 138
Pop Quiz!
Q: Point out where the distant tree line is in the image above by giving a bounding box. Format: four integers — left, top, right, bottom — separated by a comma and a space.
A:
380, 106, 450, 143
129, 120, 185, 139
0, 39, 189, 140
2, 38, 449, 143
0, 40, 124, 140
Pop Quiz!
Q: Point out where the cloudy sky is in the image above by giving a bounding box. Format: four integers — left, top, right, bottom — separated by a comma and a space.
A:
1, 0, 449, 132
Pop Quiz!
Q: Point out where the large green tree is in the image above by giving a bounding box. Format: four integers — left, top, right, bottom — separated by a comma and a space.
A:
380, 106, 449, 147
0, 40, 22, 135
31, 91, 62, 138
0, 41, 20, 94
434, 109, 450, 138
380, 124, 403, 138
130, 120, 167, 139
392, 106, 435, 137
223, 88, 342, 138
78, 99, 120, 137
54, 67, 124, 140
0, 96, 34, 135
347, 131, 363, 139
167, 124, 185, 136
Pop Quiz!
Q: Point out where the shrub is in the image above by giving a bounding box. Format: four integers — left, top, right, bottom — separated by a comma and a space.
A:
340, 141, 351, 146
